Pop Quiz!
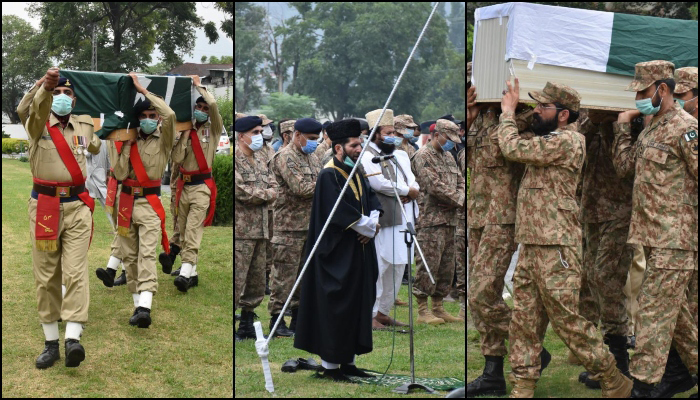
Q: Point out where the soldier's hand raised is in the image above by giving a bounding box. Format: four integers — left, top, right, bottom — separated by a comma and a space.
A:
44, 67, 60, 91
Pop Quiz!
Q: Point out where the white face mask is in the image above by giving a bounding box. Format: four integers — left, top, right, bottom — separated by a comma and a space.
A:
262, 125, 273, 140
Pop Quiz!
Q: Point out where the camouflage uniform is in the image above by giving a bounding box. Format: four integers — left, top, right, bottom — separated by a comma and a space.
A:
234, 141, 278, 312
410, 120, 465, 304
612, 61, 698, 383
501, 82, 620, 383
395, 114, 419, 159
456, 147, 465, 313
466, 108, 524, 356
268, 141, 321, 315
578, 116, 634, 337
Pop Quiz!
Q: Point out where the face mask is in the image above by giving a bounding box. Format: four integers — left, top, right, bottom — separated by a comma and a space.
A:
194, 109, 209, 123
140, 118, 158, 134
636, 85, 662, 115
51, 94, 73, 116
249, 133, 263, 151
439, 133, 455, 152
678, 96, 698, 111
394, 137, 403, 146
405, 128, 414, 136
410, 135, 419, 144
262, 125, 273, 140
342, 147, 355, 167
360, 135, 368, 149
297, 133, 318, 154
382, 136, 396, 145
272, 139, 283, 152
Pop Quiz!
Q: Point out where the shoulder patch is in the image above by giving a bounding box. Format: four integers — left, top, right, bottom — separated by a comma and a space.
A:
684, 130, 697, 142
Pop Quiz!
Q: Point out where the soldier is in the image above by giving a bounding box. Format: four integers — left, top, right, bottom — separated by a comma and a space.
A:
499, 79, 632, 397
114, 72, 175, 328
273, 119, 296, 153
316, 120, 333, 155
268, 118, 322, 337
235, 116, 278, 341
19, 68, 100, 368
410, 119, 465, 325
612, 60, 698, 397
674, 67, 698, 120
456, 134, 465, 320
158, 137, 183, 277
394, 114, 419, 159
170, 75, 222, 292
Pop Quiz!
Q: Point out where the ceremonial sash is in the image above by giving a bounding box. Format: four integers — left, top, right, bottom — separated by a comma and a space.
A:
35, 121, 95, 251
175, 129, 217, 226
117, 141, 170, 255
105, 142, 124, 214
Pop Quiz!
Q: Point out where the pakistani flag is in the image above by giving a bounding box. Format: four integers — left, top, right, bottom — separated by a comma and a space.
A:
474, 3, 698, 76
59, 70, 195, 139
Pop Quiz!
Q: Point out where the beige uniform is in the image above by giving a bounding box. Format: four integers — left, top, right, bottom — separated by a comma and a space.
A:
19, 83, 101, 324
171, 85, 222, 267
114, 92, 175, 295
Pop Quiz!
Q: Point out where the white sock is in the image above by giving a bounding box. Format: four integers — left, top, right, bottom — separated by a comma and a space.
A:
179, 263, 193, 278
348, 355, 356, 366
62, 285, 66, 299
120, 262, 125, 272
321, 359, 340, 370
65, 322, 83, 340
138, 291, 153, 309
132, 293, 140, 308
191, 264, 197, 277
42, 322, 59, 341
107, 256, 121, 271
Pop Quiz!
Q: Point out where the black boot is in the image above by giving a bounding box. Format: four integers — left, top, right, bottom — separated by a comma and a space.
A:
95, 267, 117, 287
171, 266, 181, 277
36, 340, 60, 369
129, 307, 152, 328
607, 334, 631, 378
64, 339, 85, 367
320, 368, 352, 382
159, 244, 180, 274
631, 378, 655, 398
189, 275, 199, 287
174, 275, 190, 293
236, 310, 258, 340
269, 314, 294, 337
113, 270, 127, 286
650, 347, 695, 398
341, 364, 373, 377
289, 308, 298, 333
466, 355, 506, 397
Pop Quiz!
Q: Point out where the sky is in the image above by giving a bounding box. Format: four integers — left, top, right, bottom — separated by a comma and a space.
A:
1, 2, 232, 65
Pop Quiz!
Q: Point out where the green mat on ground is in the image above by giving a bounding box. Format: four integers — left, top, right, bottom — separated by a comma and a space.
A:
313, 370, 464, 391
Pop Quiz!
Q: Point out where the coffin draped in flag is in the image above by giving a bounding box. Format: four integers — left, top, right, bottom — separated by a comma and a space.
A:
59, 70, 195, 139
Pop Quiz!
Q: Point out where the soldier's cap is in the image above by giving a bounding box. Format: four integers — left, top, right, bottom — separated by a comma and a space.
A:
435, 119, 461, 142
353, 118, 369, 132
235, 112, 248, 121
235, 116, 263, 133
322, 120, 332, 131
195, 96, 207, 105
366, 108, 394, 129
438, 114, 455, 122
326, 119, 362, 141
294, 118, 322, 134
420, 120, 436, 134
394, 114, 419, 133
280, 120, 296, 134
528, 81, 581, 112
56, 76, 76, 95
626, 60, 675, 92
674, 67, 698, 94
134, 99, 157, 120
258, 114, 273, 125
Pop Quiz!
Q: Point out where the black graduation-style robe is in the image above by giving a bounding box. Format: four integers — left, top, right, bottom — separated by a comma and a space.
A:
293, 156, 382, 364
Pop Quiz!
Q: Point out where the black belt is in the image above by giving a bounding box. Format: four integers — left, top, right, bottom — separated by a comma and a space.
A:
32, 183, 86, 198
121, 185, 161, 197
181, 172, 212, 183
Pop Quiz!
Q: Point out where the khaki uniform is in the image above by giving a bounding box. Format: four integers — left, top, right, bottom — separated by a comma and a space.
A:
268, 143, 321, 315
171, 86, 222, 267
107, 141, 124, 260
235, 142, 278, 311
168, 132, 183, 248
498, 84, 620, 381
114, 92, 175, 295
410, 123, 465, 300
19, 82, 101, 324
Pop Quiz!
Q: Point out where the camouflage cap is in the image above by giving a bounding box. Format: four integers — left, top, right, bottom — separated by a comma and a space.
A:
280, 119, 296, 134
625, 60, 675, 92
528, 82, 581, 112
467, 62, 472, 80
235, 112, 248, 121
674, 67, 698, 94
394, 114, 418, 134
257, 114, 273, 125
435, 119, 461, 142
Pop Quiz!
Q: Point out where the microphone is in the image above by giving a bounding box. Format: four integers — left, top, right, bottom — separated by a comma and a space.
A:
371, 154, 395, 163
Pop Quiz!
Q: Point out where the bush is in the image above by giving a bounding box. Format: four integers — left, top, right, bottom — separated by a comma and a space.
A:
2, 138, 28, 154
212, 154, 233, 225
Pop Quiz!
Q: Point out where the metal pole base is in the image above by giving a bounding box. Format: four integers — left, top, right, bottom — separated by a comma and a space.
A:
392, 382, 437, 395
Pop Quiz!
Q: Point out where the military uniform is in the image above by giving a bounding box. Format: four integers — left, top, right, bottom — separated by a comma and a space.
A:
612, 61, 698, 389
19, 75, 100, 368
235, 117, 278, 340
268, 118, 323, 336
456, 147, 465, 318
502, 82, 631, 397
114, 92, 175, 327
394, 114, 419, 159
170, 85, 222, 292
410, 119, 465, 324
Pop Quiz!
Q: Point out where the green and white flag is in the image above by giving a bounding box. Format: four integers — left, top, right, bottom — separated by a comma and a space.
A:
59, 70, 195, 139
474, 3, 698, 76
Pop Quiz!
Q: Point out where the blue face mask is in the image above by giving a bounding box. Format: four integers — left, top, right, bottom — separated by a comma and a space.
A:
298, 133, 318, 154
344, 156, 355, 167
410, 135, 419, 144
194, 109, 209, 122
249, 133, 263, 151
677, 96, 698, 110
382, 136, 396, 145
51, 94, 73, 116
439, 133, 455, 152
140, 118, 158, 134
272, 139, 283, 152
635, 85, 662, 115
403, 131, 414, 141
394, 137, 403, 146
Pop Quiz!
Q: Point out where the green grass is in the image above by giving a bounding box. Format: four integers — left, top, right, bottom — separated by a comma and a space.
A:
1, 158, 233, 397
235, 284, 465, 397
466, 297, 697, 398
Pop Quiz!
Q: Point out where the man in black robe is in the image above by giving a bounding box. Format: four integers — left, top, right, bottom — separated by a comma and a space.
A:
294, 118, 383, 382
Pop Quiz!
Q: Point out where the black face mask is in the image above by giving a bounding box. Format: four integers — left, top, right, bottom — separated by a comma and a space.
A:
531, 113, 559, 136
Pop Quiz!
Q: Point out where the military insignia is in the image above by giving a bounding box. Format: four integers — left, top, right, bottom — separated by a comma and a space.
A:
133, 187, 141, 195
684, 130, 697, 142
58, 188, 68, 197
65, 80, 71, 86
